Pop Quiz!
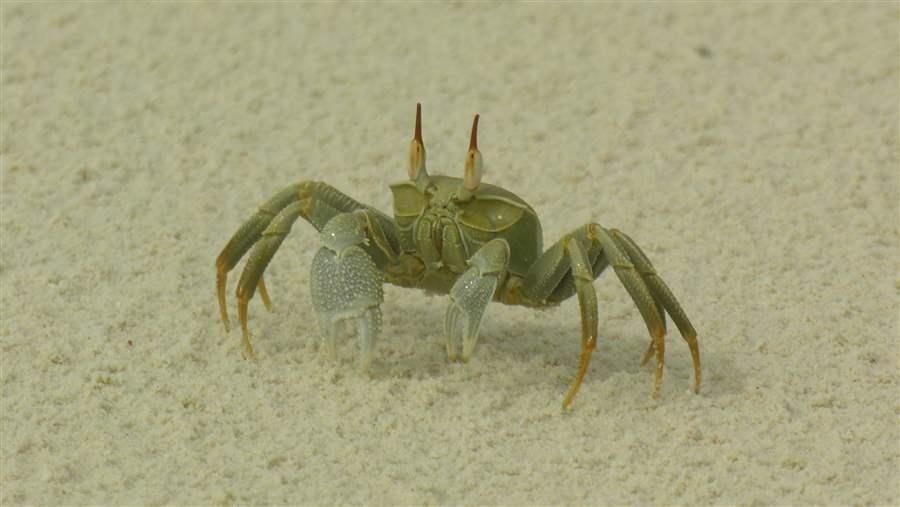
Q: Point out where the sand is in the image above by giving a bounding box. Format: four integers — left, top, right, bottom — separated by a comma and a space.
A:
1, 3, 897, 505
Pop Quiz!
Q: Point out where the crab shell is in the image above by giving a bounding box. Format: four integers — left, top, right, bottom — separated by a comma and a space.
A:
389, 175, 543, 280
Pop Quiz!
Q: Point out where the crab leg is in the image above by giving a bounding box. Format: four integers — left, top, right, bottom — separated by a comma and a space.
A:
518, 221, 696, 407
516, 226, 605, 409
236, 201, 305, 357
559, 236, 599, 409
216, 183, 304, 330
591, 225, 668, 397
609, 229, 700, 393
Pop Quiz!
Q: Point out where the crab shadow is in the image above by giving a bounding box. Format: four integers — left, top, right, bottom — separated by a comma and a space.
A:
366, 296, 688, 395
275, 285, 730, 400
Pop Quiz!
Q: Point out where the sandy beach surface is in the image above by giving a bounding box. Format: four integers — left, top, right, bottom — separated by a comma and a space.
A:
2, 3, 898, 505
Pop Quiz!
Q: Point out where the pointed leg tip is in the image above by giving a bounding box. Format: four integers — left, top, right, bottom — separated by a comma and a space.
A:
217, 297, 231, 331
258, 277, 273, 311
651, 379, 662, 399
240, 326, 256, 359
652, 372, 664, 398
218, 304, 232, 332
561, 390, 577, 411
239, 325, 255, 360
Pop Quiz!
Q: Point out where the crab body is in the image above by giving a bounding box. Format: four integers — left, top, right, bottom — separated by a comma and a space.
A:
215, 104, 701, 409
386, 175, 542, 295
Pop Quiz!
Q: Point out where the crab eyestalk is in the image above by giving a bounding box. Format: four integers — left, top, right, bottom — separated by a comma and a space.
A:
408, 103, 429, 186
463, 114, 483, 191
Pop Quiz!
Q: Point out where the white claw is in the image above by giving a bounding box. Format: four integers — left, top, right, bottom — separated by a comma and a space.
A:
445, 301, 481, 363
443, 239, 509, 363
462, 322, 479, 362
444, 268, 497, 363
444, 303, 464, 362
316, 307, 381, 369
356, 307, 379, 374
310, 215, 384, 372
316, 317, 337, 360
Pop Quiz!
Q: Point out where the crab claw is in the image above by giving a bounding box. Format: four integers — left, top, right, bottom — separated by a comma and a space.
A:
444, 239, 508, 361
310, 214, 384, 372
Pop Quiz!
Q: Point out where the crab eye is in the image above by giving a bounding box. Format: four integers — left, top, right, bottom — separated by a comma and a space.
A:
463, 113, 483, 190
408, 103, 427, 181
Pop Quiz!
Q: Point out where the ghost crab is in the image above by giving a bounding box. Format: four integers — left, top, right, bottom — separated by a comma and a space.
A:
215, 104, 700, 408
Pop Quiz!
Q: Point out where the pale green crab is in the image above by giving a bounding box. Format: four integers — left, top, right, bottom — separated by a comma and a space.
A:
215, 104, 700, 409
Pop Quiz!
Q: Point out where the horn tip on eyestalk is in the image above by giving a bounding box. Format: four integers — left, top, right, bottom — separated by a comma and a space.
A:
414, 103, 423, 143
469, 114, 480, 151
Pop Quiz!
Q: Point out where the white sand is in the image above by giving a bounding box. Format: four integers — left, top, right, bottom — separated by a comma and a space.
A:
1, 3, 897, 505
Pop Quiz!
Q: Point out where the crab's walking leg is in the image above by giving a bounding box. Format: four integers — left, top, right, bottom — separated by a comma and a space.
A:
216, 184, 303, 330
609, 229, 700, 393
516, 227, 606, 409
558, 236, 599, 409
444, 239, 510, 362
518, 223, 686, 407
235, 201, 305, 357
591, 225, 669, 397
310, 212, 392, 372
